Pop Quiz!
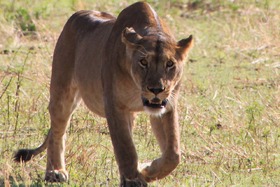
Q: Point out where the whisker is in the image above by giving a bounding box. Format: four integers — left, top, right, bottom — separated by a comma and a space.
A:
168, 91, 176, 109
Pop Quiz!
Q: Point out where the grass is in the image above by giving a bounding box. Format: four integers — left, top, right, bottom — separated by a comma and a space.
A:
0, 0, 280, 186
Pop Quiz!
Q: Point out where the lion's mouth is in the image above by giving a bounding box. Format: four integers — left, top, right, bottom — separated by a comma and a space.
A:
142, 97, 168, 109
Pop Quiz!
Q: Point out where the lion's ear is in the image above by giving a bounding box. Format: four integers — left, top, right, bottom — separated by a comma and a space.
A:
177, 35, 193, 57
121, 27, 142, 46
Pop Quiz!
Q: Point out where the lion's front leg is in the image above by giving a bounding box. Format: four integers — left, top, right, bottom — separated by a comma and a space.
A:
141, 109, 181, 182
105, 109, 147, 187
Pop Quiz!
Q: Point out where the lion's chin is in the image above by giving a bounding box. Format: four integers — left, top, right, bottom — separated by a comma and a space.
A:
143, 106, 166, 116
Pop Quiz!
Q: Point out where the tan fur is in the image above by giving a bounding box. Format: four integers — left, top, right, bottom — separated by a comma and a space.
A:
14, 2, 193, 186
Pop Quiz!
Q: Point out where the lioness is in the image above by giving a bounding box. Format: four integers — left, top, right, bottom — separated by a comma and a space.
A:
14, 2, 193, 186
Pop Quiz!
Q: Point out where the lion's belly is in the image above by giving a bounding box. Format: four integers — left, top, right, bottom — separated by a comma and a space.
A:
74, 57, 105, 117
76, 78, 145, 118
73, 24, 113, 117
80, 87, 106, 117
74, 60, 106, 117
74, 45, 106, 117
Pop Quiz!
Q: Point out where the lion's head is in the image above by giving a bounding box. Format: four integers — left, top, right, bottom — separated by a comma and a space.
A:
122, 27, 193, 115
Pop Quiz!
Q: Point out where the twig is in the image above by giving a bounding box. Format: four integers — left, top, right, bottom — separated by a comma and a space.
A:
0, 77, 13, 100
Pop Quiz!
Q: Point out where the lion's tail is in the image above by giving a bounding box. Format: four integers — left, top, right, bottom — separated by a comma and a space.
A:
13, 130, 50, 162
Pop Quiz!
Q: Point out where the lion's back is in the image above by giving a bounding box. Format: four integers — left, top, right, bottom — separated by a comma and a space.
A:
67, 10, 115, 34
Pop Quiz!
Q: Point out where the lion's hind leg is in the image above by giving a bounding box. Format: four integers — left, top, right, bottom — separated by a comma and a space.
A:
45, 20, 82, 182
45, 60, 82, 182
45, 78, 81, 182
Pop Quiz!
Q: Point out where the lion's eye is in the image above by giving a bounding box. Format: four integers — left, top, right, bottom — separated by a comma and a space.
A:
166, 60, 174, 68
139, 59, 148, 68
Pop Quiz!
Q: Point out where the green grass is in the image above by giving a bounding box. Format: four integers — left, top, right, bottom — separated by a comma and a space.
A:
1, 0, 280, 186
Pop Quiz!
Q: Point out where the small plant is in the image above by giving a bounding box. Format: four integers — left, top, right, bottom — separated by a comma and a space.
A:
15, 8, 36, 33
246, 101, 264, 127
4, 6, 37, 34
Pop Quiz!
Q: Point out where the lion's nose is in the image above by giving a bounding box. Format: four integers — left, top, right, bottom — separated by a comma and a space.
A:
147, 86, 165, 95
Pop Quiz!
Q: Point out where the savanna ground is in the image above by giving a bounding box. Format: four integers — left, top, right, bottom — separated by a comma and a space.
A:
0, 0, 279, 186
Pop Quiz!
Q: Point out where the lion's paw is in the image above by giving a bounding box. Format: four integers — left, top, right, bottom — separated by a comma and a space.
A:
45, 169, 68, 182
139, 163, 156, 183
120, 177, 147, 187
139, 162, 153, 181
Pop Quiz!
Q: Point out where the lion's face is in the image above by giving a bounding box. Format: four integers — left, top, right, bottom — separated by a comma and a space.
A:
122, 27, 193, 115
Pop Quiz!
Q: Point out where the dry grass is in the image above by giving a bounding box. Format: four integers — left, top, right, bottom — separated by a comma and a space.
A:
0, 0, 280, 186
